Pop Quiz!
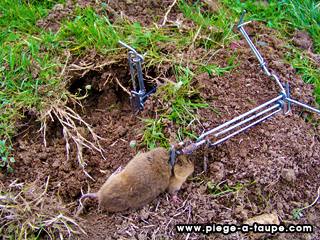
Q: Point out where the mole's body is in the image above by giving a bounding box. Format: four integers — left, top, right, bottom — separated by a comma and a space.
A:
166, 154, 194, 202
80, 147, 172, 212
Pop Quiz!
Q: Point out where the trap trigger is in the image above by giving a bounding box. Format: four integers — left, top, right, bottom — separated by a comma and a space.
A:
130, 90, 145, 114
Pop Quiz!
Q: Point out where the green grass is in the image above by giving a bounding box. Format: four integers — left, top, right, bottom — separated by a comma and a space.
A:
58, 6, 121, 54
221, 0, 289, 28
0, 139, 15, 172
223, 0, 320, 52
283, 46, 320, 104
140, 66, 209, 149
178, 0, 234, 48
0, 1, 66, 168
282, 0, 320, 52
207, 180, 257, 198
140, 58, 222, 149
0, 30, 61, 133
0, 0, 56, 33
140, 116, 169, 150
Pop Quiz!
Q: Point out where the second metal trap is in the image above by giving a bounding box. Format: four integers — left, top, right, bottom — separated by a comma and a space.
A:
118, 40, 156, 114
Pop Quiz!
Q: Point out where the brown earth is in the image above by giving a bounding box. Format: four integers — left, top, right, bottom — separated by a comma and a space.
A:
1, 0, 320, 239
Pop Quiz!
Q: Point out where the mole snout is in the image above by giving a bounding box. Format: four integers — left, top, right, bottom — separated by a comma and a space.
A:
166, 154, 194, 203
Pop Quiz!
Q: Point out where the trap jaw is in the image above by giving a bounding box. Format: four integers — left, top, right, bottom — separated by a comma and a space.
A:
170, 10, 320, 163
119, 41, 156, 114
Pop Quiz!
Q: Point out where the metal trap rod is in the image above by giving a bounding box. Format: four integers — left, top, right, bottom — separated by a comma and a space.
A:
196, 95, 282, 143
177, 95, 283, 155
180, 106, 282, 155
119, 40, 146, 114
286, 96, 320, 114
237, 10, 285, 94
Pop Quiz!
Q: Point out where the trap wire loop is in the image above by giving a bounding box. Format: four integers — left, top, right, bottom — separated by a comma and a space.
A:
118, 41, 156, 114
172, 10, 320, 158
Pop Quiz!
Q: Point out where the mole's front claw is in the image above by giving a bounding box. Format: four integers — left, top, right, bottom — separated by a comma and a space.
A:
172, 195, 181, 203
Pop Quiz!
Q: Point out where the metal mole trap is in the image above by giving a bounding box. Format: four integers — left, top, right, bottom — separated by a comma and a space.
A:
119, 10, 320, 165
172, 10, 320, 164
118, 40, 156, 114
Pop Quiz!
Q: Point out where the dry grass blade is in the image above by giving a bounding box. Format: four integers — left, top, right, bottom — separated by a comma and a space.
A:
37, 47, 110, 180
54, 106, 105, 180
68, 59, 119, 78
40, 97, 106, 180
0, 178, 87, 239
115, 77, 131, 95
162, 0, 178, 25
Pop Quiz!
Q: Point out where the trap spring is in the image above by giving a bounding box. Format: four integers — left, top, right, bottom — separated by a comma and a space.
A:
172, 10, 320, 158
119, 41, 156, 114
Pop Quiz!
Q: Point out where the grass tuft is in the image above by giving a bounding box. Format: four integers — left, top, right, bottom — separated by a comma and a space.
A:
283, 46, 320, 104
140, 60, 219, 149
0, 177, 86, 239
207, 180, 256, 198
282, 0, 320, 52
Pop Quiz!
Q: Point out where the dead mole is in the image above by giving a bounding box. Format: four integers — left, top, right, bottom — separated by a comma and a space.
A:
166, 154, 194, 202
80, 148, 194, 212
80, 147, 172, 212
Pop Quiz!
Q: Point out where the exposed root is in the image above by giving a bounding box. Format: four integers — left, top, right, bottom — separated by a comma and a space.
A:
0, 178, 86, 239
68, 59, 120, 78
40, 93, 106, 180
115, 77, 131, 95
38, 45, 117, 180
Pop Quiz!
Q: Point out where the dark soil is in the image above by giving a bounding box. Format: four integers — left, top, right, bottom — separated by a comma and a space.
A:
1, 1, 320, 239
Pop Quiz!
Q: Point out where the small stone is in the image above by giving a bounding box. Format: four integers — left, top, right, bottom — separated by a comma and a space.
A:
244, 212, 279, 238
283, 168, 296, 182
289, 201, 300, 207
257, 41, 267, 46
52, 160, 60, 168
277, 201, 283, 210
39, 152, 48, 161
139, 208, 149, 220
142, 8, 149, 15
117, 126, 127, 137
130, 140, 136, 148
